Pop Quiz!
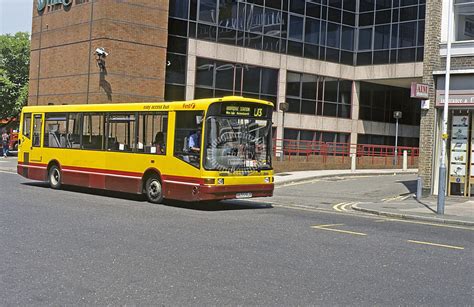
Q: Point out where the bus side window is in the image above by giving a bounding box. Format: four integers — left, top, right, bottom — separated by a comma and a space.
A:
137, 112, 168, 154
82, 113, 105, 150
174, 111, 203, 168
67, 113, 81, 148
106, 113, 136, 152
44, 113, 67, 148
23, 113, 31, 138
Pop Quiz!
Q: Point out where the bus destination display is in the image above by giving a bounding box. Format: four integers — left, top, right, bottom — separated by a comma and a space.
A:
221, 104, 267, 117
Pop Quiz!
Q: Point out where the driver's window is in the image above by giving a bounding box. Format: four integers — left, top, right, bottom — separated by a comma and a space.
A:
174, 111, 204, 168
32, 114, 42, 147
22, 113, 31, 138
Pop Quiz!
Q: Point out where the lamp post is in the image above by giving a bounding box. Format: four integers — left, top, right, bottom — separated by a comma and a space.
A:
437, 0, 453, 215
393, 111, 402, 166
279, 102, 289, 161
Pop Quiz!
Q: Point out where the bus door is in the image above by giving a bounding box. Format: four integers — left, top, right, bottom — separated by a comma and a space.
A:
30, 113, 43, 162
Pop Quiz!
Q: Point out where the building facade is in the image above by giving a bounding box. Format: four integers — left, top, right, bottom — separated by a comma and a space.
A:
29, 0, 425, 150
419, 0, 474, 196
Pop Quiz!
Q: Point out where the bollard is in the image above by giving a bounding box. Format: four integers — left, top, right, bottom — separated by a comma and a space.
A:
403, 150, 408, 171
416, 176, 423, 200
351, 154, 356, 172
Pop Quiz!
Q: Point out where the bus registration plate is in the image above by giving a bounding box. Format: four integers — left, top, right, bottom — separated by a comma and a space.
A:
236, 192, 252, 199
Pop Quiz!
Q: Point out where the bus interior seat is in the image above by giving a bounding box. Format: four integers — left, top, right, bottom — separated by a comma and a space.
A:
60, 135, 68, 148
48, 132, 61, 148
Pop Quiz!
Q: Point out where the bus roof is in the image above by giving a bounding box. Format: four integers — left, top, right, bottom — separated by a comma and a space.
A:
21, 96, 274, 113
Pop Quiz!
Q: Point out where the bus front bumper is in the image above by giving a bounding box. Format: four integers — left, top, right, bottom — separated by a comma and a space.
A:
197, 183, 274, 201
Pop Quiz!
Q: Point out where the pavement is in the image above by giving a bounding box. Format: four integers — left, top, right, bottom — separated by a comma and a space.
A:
274, 168, 418, 186
275, 169, 474, 227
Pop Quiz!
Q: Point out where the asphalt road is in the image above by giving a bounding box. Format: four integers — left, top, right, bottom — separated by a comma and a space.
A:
0, 168, 472, 305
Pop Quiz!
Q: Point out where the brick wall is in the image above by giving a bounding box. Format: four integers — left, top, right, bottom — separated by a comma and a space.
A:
419, 0, 442, 192
437, 56, 474, 70
28, 0, 169, 106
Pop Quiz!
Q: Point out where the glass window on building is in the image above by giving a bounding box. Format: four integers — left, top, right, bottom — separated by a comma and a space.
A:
194, 58, 278, 104
358, 134, 419, 147
454, 0, 474, 41
327, 22, 341, 48
199, 0, 218, 23
165, 0, 427, 97
358, 81, 420, 126
219, 0, 239, 29
305, 18, 320, 45
289, 15, 304, 41
360, 0, 375, 12
285, 71, 352, 119
358, 27, 373, 50
341, 26, 354, 50
284, 128, 350, 144
169, 0, 189, 19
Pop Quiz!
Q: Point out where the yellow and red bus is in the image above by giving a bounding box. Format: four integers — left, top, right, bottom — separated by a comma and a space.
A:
17, 97, 274, 203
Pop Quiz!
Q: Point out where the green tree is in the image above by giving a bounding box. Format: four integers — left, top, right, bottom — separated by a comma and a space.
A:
0, 32, 30, 120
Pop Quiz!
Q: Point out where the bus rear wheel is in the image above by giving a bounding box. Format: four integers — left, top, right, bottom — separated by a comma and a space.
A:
48, 165, 62, 189
145, 176, 163, 204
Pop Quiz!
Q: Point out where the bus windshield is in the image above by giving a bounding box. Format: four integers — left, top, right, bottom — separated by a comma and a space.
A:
204, 116, 272, 171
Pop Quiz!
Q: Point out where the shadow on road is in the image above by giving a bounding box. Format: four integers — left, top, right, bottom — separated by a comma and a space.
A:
396, 180, 437, 213
397, 180, 417, 193
21, 181, 273, 211
163, 199, 273, 211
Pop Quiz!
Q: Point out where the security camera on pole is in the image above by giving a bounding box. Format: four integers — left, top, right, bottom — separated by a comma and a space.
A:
94, 47, 109, 72
393, 111, 402, 166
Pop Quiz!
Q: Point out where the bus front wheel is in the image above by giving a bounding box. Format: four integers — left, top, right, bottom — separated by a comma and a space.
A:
145, 176, 163, 204
48, 165, 62, 189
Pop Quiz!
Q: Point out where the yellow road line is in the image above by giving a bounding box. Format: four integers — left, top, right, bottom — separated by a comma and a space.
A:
272, 204, 333, 213
407, 240, 465, 250
382, 195, 403, 202
311, 224, 367, 236
342, 202, 357, 211
333, 202, 347, 212
313, 224, 345, 228
333, 202, 358, 212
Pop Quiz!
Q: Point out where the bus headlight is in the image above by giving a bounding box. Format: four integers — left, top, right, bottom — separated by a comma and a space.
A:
217, 178, 225, 185
264, 177, 270, 183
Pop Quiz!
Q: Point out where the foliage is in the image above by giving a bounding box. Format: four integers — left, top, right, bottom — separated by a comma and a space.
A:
0, 32, 30, 120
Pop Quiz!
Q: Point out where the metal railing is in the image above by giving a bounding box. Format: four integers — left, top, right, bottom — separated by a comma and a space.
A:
273, 139, 419, 167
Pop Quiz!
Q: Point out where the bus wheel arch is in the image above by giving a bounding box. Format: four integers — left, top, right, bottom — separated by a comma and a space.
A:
142, 169, 163, 204
47, 160, 62, 189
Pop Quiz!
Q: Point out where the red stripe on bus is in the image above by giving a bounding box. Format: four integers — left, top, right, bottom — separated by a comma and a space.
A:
18, 162, 205, 184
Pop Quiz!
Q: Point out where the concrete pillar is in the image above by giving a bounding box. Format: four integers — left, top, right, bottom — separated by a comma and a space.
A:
403, 150, 408, 171
351, 154, 357, 172
185, 53, 196, 101
350, 81, 360, 155
274, 65, 287, 157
